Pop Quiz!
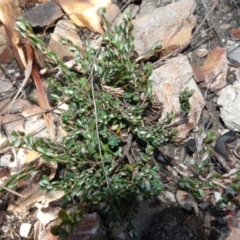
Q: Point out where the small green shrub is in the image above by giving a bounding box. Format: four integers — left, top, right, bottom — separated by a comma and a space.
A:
13, 11, 180, 238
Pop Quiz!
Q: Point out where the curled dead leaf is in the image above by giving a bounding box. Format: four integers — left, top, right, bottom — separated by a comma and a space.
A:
176, 190, 199, 215
52, 0, 116, 33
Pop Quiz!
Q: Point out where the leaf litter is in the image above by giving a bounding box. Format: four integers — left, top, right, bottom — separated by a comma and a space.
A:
0, 0, 240, 239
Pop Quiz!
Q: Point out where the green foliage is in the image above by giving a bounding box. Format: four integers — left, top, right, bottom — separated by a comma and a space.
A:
13, 11, 182, 238
178, 126, 217, 198
179, 88, 194, 113
51, 208, 83, 239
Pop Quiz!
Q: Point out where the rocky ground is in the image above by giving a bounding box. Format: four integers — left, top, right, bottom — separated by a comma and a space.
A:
1, 0, 240, 239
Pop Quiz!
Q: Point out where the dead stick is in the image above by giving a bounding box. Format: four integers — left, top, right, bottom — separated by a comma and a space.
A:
0, 184, 38, 198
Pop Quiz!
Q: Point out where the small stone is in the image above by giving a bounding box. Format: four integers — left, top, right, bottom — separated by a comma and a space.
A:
20, 223, 31, 238
199, 202, 210, 210
219, 24, 231, 30
48, 19, 82, 61
0, 154, 12, 167
22, 1, 63, 27
227, 46, 240, 63
194, 48, 209, 57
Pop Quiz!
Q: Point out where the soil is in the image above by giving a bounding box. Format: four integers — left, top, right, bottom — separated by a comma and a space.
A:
144, 207, 207, 240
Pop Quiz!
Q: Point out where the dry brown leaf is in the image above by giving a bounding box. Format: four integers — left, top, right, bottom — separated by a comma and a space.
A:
0, 0, 26, 70
22, 0, 46, 5
52, 0, 112, 33
230, 28, 240, 40
67, 212, 107, 240
31, 64, 56, 140
176, 190, 198, 215
201, 47, 228, 91
10, 149, 56, 178
8, 148, 61, 212
8, 188, 64, 212
8, 43, 33, 112
0, 168, 9, 187
0, 1, 56, 140
190, 62, 205, 83
24, 40, 56, 140
0, 26, 13, 63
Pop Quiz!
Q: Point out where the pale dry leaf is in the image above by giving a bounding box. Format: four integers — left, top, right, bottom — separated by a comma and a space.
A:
9, 148, 40, 174
59, 126, 68, 137
52, 0, 114, 33
8, 189, 64, 212
36, 218, 61, 240
9, 149, 56, 180
36, 204, 61, 226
